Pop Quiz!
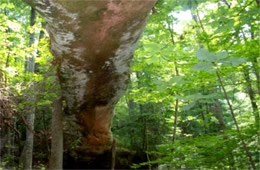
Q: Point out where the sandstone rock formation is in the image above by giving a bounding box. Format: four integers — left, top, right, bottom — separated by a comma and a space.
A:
24, 0, 156, 153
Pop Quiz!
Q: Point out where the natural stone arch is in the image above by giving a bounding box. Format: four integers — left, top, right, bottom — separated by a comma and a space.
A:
23, 0, 157, 154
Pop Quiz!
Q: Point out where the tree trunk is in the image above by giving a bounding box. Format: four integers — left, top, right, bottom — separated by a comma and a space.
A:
7, 125, 11, 156
111, 139, 116, 170
22, 112, 35, 170
49, 97, 63, 169
21, 7, 36, 170
216, 70, 256, 170
214, 100, 225, 131
251, 58, 260, 95
243, 67, 259, 127
199, 104, 207, 134
127, 98, 136, 147
211, 98, 237, 168
172, 99, 179, 144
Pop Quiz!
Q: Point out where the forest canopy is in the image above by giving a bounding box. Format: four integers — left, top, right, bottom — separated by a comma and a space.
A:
0, 0, 259, 169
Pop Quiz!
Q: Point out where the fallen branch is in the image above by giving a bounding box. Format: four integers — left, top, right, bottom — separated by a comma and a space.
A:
15, 111, 39, 137
5, 121, 21, 137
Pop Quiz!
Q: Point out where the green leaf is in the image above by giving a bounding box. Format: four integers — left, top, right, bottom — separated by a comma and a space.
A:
196, 48, 215, 62
215, 51, 228, 60
192, 62, 214, 73
145, 43, 164, 52
228, 57, 247, 66
169, 76, 185, 85
182, 102, 196, 111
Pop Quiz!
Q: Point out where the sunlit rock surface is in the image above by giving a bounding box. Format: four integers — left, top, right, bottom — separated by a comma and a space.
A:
24, 0, 156, 153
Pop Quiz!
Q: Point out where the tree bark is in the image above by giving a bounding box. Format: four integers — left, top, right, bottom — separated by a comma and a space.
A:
216, 70, 256, 170
22, 112, 35, 170
127, 98, 136, 147
243, 67, 259, 127
251, 58, 260, 95
21, 7, 36, 170
49, 97, 63, 170
111, 139, 116, 170
199, 104, 208, 134
172, 99, 179, 144
214, 100, 225, 131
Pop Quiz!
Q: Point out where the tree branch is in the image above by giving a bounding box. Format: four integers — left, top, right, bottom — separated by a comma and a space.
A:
15, 112, 38, 137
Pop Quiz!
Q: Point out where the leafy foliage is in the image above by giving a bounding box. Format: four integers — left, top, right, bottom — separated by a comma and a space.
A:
0, 0, 259, 169
114, 0, 259, 169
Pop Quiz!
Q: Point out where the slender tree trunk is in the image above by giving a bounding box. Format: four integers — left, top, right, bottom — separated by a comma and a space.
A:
111, 139, 116, 170
243, 67, 259, 127
172, 63, 179, 144
21, 7, 36, 170
41, 108, 50, 152
127, 78, 136, 147
167, 19, 180, 146
216, 70, 256, 170
140, 104, 146, 151
172, 99, 179, 144
3, 8, 11, 86
49, 97, 63, 169
143, 104, 152, 170
38, 22, 45, 40
4, 46, 10, 86
25, 8, 36, 72
7, 125, 11, 156
243, 67, 260, 147
145, 126, 151, 170
127, 99, 136, 147
251, 59, 260, 95
248, 21, 260, 95
22, 112, 35, 170
214, 100, 225, 131
199, 105, 207, 134
136, 73, 147, 152
136, 72, 150, 167
4, 11, 12, 156
212, 98, 236, 168
189, 0, 210, 49
169, 99, 179, 169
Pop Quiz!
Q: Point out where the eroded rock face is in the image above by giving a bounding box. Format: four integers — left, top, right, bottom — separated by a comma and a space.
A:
24, 0, 156, 153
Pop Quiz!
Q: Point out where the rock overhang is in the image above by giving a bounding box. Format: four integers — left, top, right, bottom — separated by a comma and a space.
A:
23, 0, 157, 153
